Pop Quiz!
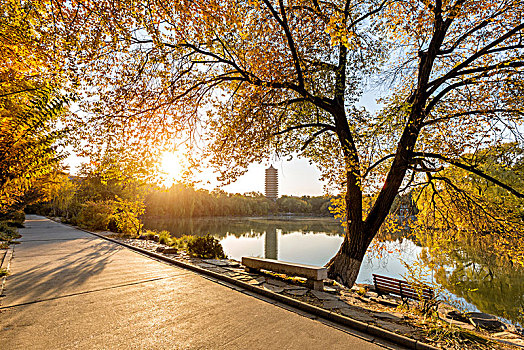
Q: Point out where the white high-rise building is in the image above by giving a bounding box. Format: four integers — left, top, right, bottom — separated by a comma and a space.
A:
265, 165, 278, 201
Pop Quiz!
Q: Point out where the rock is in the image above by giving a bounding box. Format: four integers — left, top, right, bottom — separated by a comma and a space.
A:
223, 271, 243, 278
339, 308, 374, 323
152, 235, 159, 242
195, 263, 216, 269
226, 260, 241, 268
236, 275, 257, 281
155, 246, 165, 253
266, 279, 288, 287
311, 290, 340, 301
254, 276, 266, 283
371, 312, 401, 321
466, 312, 506, 332
245, 278, 264, 286
322, 300, 350, 309
323, 286, 337, 293
262, 283, 284, 293
285, 289, 308, 296
203, 259, 228, 266
206, 266, 228, 273
162, 247, 177, 254
284, 285, 307, 291
375, 320, 415, 335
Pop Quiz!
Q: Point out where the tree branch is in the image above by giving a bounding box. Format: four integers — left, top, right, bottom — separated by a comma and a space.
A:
273, 122, 336, 136
414, 152, 524, 198
363, 154, 396, 179
261, 0, 305, 88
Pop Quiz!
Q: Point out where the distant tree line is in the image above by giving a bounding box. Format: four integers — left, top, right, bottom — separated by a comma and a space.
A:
145, 185, 334, 218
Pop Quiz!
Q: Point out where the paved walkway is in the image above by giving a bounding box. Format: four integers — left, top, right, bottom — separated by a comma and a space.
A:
0, 215, 392, 349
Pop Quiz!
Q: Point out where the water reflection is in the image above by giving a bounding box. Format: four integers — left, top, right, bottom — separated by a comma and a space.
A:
265, 227, 278, 260
143, 216, 344, 238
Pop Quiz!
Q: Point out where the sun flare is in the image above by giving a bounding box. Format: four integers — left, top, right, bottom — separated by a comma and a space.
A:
161, 151, 187, 186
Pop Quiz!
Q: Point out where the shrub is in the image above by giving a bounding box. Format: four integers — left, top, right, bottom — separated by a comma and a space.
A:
186, 234, 226, 259
74, 199, 143, 237
168, 235, 192, 249
111, 199, 143, 237
75, 201, 114, 230
158, 230, 171, 245
0, 211, 25, 227
0, 221, 21, 242
0, 268, 9, 277
142, 230, 157, 239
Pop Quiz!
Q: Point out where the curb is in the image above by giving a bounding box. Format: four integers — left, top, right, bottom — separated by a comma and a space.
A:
0, 246, 14, 297
60, 221, 440, 350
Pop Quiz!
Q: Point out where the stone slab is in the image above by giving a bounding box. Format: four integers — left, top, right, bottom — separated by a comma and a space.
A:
262, 283, 284, 293
285, 289, 308, 296
322, 300, 350, 309
310, 289, 340, 301
266, 279, 289, 287
339, 308, 375, 323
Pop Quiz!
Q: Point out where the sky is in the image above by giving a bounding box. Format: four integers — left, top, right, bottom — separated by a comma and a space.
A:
221, 159, 326, 196
66, 150, 327, 196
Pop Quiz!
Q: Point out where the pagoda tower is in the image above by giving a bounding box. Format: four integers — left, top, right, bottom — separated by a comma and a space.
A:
264, 165, 278, 201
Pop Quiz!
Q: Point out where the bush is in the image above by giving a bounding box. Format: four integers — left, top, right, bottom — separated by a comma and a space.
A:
75, 201, 114, 230
1, 211, 25, 227
168, 235, 192, 249
158, 230, 171, 245
186, 234, 225, 259
111, 199, 143, 237
74, 199, 143, 237
0, 221, 21, 242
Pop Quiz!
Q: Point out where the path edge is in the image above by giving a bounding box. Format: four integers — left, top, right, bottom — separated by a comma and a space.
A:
0, 246, 14, 297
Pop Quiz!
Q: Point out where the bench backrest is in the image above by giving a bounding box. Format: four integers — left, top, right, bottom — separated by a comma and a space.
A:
373, 274, 434, 301
242, 257, 328, 280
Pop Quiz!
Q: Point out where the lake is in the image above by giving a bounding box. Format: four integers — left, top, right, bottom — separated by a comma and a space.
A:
143, 216, 523, 326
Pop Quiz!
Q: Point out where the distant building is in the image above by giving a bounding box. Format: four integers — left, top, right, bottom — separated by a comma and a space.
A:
265, 165, 278, 201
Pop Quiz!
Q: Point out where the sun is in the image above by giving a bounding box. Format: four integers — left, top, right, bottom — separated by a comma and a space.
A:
161, 151, 186, 186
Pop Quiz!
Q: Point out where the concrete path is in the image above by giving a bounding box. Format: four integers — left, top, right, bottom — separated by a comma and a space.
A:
0, 215, 393, 349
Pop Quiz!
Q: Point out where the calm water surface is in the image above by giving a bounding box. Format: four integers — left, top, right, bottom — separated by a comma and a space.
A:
143, 216, 523, 326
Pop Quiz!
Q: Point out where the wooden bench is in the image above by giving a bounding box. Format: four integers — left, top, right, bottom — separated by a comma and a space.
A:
242, 257, 327, 290
373, 274, 436, 307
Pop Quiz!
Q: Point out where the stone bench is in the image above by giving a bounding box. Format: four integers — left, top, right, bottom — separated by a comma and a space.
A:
242, 257, 328, 290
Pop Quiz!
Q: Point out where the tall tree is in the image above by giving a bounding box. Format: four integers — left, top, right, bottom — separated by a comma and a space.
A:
43, 0, 524, 286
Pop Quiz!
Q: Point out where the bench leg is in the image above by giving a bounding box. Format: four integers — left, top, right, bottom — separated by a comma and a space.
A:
307, 280, 324, 291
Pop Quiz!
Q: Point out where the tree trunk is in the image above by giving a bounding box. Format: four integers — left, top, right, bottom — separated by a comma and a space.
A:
326, 220, 372, 287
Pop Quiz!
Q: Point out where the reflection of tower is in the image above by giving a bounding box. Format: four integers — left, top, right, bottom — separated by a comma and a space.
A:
265, 165, 278, 201
264, 227, 278, 260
